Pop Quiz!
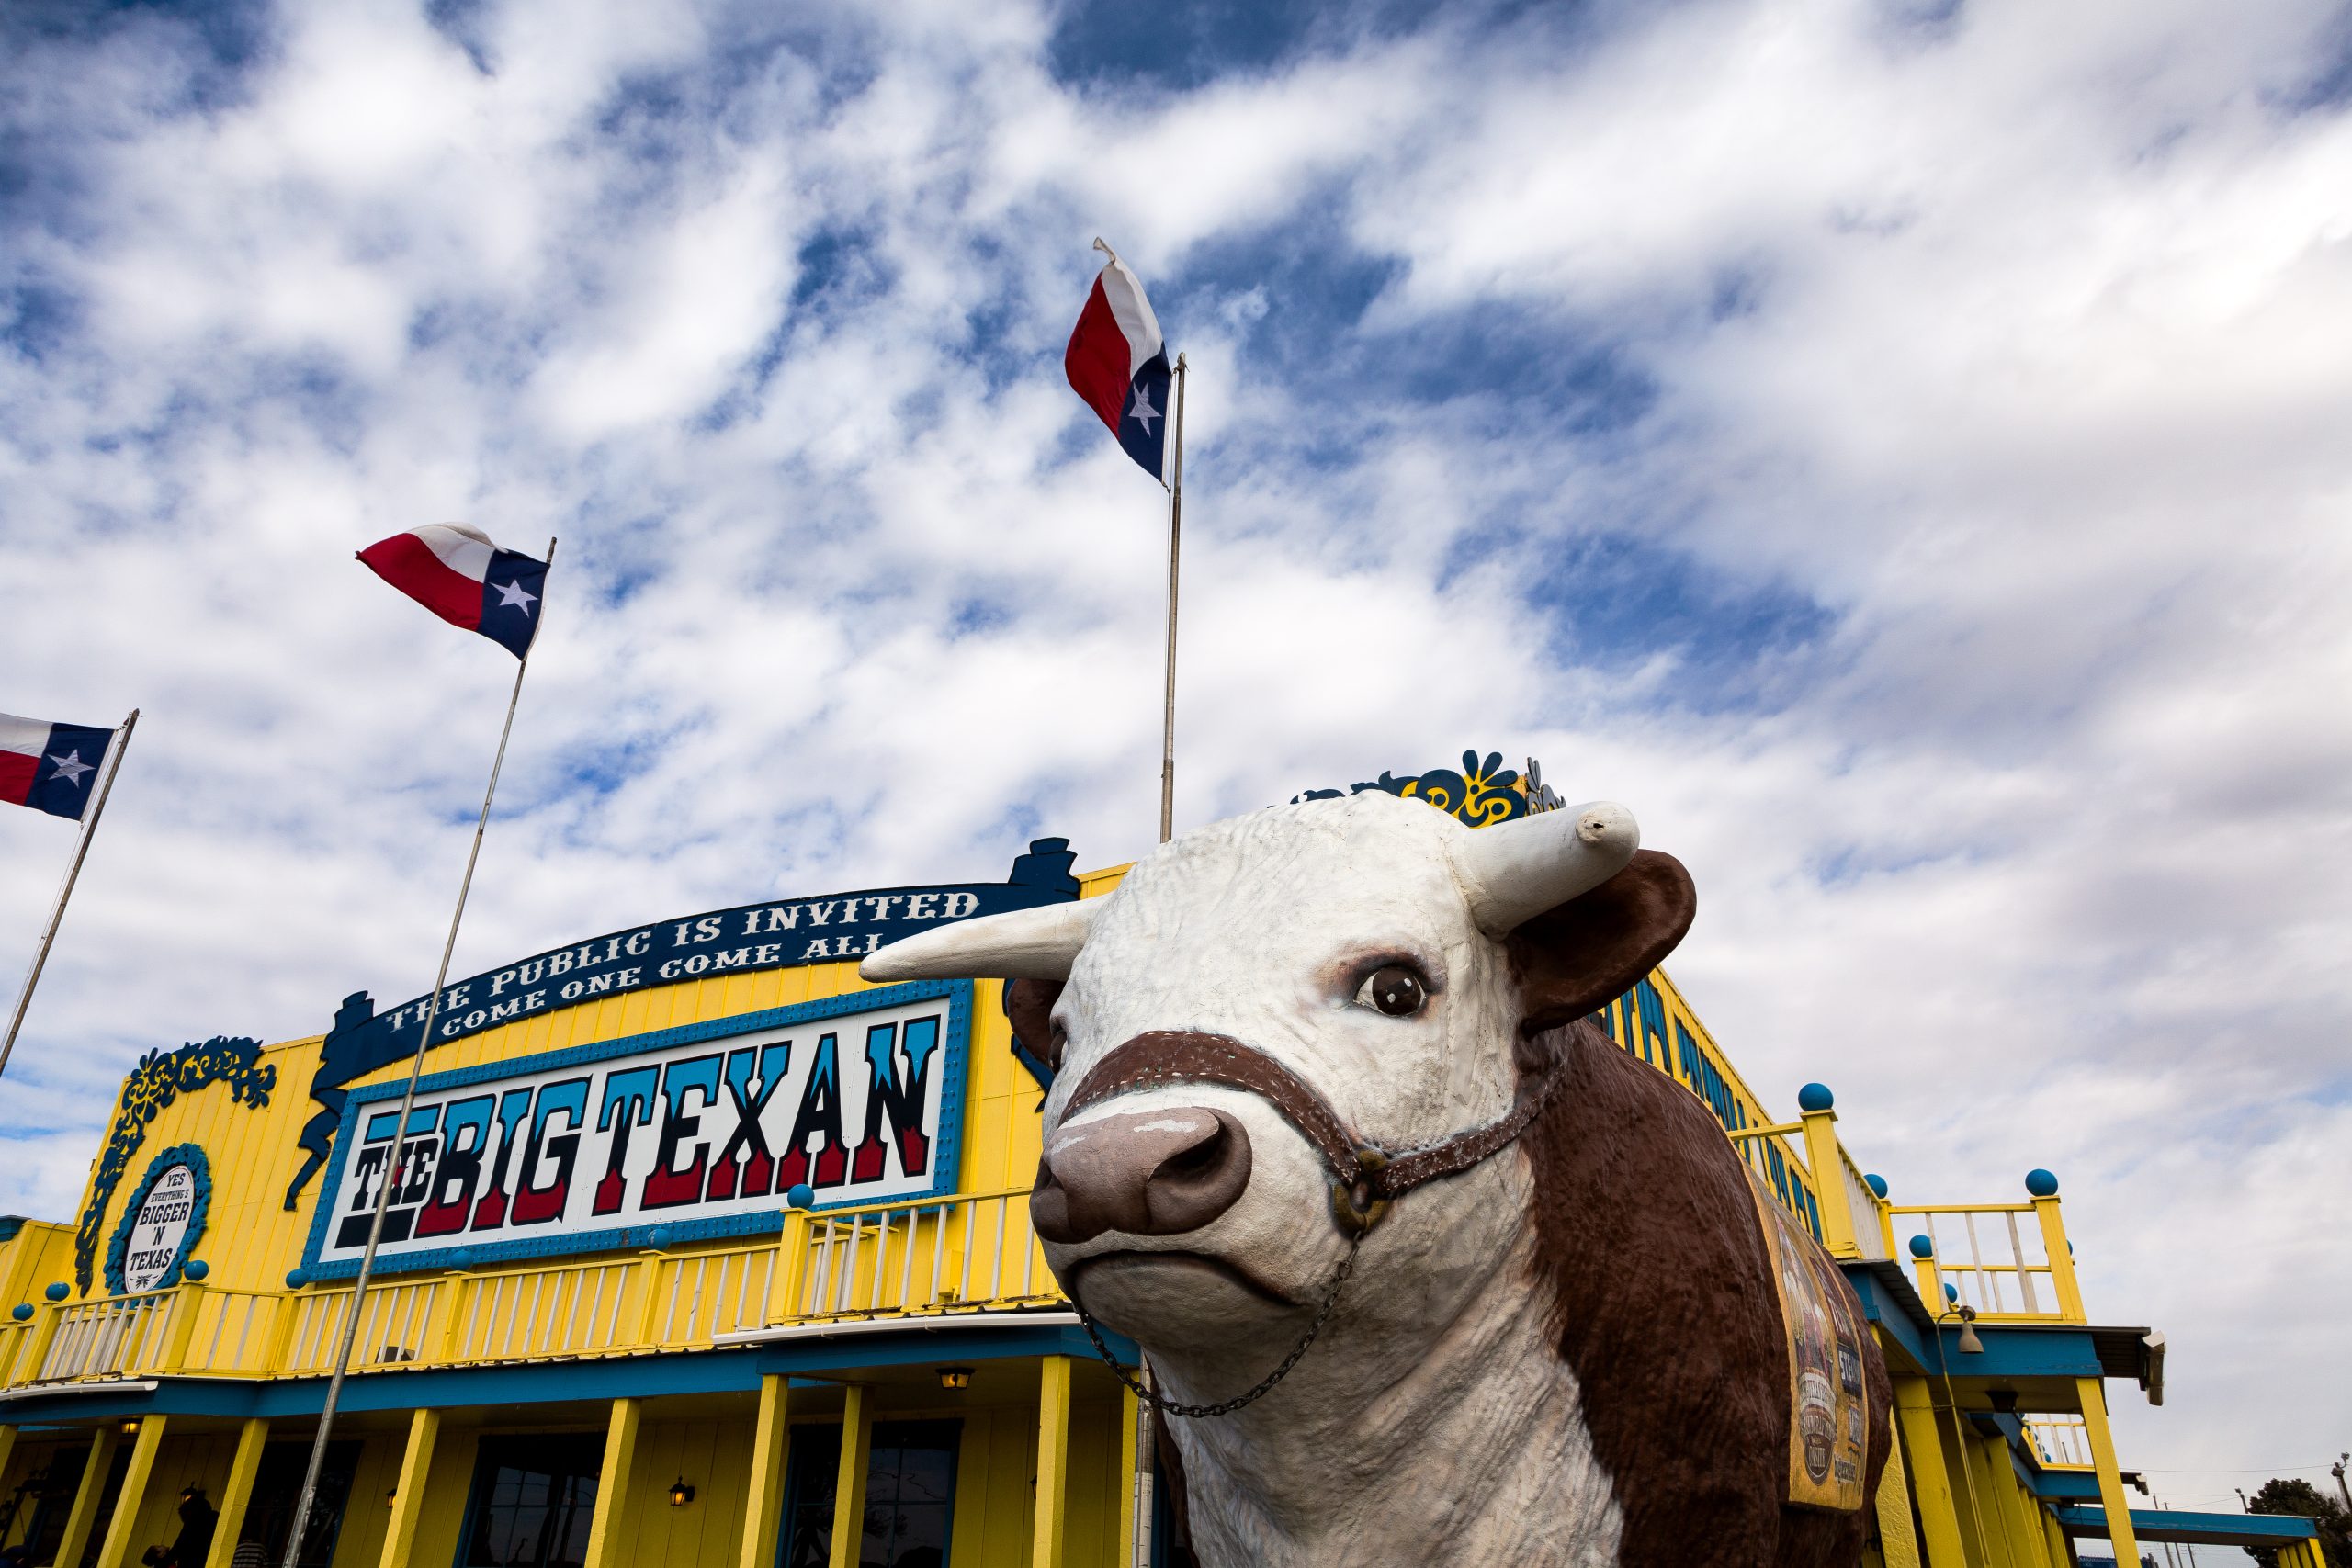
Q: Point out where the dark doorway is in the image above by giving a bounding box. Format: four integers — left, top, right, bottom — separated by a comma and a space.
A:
779, 1422, 959, 1568
6, 1445, 90, 1566
240, 1439, 362, 1568
458, 1435, 605, 1568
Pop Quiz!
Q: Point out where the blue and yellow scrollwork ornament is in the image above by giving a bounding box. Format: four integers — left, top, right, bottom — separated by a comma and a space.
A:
75, 1037, 272, 1294
1293, 750, 1535, 829
104, 1144, 213, 1296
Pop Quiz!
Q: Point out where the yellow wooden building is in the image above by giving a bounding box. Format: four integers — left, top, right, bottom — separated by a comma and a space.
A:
0, 777, 2327, 1568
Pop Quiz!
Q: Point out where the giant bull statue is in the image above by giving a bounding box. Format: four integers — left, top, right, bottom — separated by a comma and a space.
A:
865, 791, 1892, 1567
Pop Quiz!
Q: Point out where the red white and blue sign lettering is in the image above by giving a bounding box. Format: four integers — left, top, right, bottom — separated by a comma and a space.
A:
0, 712, 114, 820
1065, 243, 1173, 481
301, 981, 971, 1277
357, 523, 549, 660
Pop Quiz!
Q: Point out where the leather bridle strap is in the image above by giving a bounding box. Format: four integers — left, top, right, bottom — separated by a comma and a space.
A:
1060, 1030, 1564, 1235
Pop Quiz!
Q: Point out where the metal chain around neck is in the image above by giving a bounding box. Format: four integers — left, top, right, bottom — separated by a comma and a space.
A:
1073, 1231, 1363, 1419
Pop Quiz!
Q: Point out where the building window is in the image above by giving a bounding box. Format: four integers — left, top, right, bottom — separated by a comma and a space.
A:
781, 1421, 960, 1568
460, 1436, 605, 1568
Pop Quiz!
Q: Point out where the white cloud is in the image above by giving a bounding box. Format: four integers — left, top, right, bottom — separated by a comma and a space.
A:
1, 0, 2346, 1503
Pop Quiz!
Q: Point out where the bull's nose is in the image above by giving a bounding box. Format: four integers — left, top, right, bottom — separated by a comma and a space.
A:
1031, 1106, 1253, 1246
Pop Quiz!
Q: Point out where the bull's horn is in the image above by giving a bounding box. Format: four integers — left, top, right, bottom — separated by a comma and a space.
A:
1449, 801, 1640, 934
859, 898, 1101, 983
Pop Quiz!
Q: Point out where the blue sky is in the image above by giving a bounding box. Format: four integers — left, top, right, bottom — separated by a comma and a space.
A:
4, 0, 2350, 1521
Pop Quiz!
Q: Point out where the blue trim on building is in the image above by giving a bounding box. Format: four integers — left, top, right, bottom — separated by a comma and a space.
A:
0, 1318, 1133, 1427
297, 981, 973, 1280
1841, 1267, 2108, 1380
2052, 1505, 2319, 1546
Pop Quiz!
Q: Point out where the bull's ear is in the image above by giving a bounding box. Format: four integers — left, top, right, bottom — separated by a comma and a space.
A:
1506, 849, 1697, 1036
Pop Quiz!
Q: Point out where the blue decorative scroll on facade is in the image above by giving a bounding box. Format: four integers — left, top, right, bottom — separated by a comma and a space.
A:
284, 838, 1082, 1210
105, 1144, 212, 1295
77, 1037, 273, 1294
1294, 750, 1544, 828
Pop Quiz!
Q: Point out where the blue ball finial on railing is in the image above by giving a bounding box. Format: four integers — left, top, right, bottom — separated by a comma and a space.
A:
646, 1227, 673, 1250
2024, 1168, 2059, 1198
1797, 1083, 1835, 1112
1864, 1174, 1889, 1200
1908, 1234, 1936, 1259
43, 1281, 68, 1302
1943, 1282, 1959, 1303
284, 1269, 310, 1290
182, 1259, 209, 1282
9, 1303, 29, 1321
786, 1183, 815, 1211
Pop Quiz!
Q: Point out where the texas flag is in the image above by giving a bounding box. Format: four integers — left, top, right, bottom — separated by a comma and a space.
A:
357, 524, 549, 660
0, 713, 115, 820
1065, 241, 1173, 482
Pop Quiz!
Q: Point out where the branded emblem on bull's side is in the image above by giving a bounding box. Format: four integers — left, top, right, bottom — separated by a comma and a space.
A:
865, 791, 1892, 1568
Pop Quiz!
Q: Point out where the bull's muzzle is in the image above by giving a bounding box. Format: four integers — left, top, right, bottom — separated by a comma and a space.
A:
1031, 1106, 1253, 1245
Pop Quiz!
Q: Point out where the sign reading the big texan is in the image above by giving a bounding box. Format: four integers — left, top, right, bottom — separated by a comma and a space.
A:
302, 982, 972, 1277
284, 839, 1080, 1211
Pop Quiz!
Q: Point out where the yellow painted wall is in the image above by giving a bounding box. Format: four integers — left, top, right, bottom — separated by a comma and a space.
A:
408, 1426, 482, 1568
937, 1390, 1123, 1568
0, 1221, 78, 1314
319, 1432, 402, 1568
610, 1416, 758, 1568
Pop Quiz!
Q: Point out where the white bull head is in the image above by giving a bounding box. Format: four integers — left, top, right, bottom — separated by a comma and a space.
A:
861, 790, 1696, 1567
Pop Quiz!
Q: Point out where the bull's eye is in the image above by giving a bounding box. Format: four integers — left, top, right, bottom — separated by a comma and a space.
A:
1361, 964, 1428, 1017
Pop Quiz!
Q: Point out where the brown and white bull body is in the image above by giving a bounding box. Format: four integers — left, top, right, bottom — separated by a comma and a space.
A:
865, 791, 1890, 1568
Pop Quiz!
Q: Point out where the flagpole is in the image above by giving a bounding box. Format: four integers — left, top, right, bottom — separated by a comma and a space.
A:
1159, 352, 1187, 845
0, 708, 139, 1083
279, 537, 556, 1568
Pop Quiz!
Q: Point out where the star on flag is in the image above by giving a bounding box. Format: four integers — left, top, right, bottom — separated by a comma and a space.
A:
357, 524, 551, 660
1066, 241, 1175, 481
1, 714, 117, 820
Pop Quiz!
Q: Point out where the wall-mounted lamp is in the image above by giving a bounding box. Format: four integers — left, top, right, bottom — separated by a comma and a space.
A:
384, 1489, 397, 1510
1953, 1304, 1984, 1356
668, 1478, 695, 1507
937, 1367, 972, 1392
119, 1418, 141, 1437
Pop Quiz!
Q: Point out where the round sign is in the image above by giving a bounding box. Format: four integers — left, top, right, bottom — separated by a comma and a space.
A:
122, 1160, 199, 1293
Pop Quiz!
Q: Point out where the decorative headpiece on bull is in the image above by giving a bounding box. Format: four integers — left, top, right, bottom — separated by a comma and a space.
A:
865, 791, 1891, 1568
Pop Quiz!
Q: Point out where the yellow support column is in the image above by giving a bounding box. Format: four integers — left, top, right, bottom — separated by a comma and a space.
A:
94, 1416, 168, 1568
582, 1398, 642, 1568
738, 1375, 792, 1568
204, 1418, 272, 1568
0, 1427, 15, 1496
18, 1297, 68, 1385
51, 1425, 119, 1568
155, 1281, 208, 1374
1963, 1437, 2017, 1568
2024, 1172, 2084, 1320
2073, 1378, 2140, 1568
1871, 1398, 1924, 1568
379, 1407, 442, 1568
1893, 1379, 1972, 1568
826, 1386, 871, 1568
2039, 1506, 2070, 1568
1795, 1088, 1859, 1257
1031, 1356, 1073, 1568
1983, 1444, 2044, 1568
1115, 1383, 1138, 1564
